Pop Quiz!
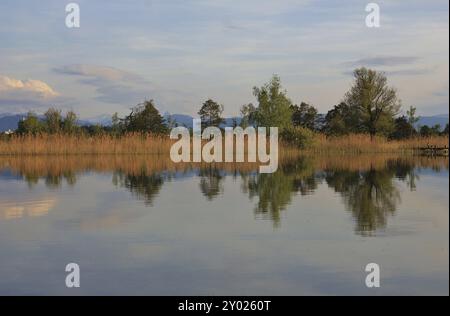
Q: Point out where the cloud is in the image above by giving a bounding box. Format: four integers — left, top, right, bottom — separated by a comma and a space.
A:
0, 75, 59, 98
53, 64, 195, 112
346, 56, 420, 67
54, 64, 143, 82
53, 64, 150, 105
342, 67, 435, 77
0, 75, 62, 112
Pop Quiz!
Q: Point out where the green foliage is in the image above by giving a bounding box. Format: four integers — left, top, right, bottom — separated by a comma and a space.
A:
443, 124, 449, 135
280, 126, 315, 149
111, 112, 123, 136
390, 116, 415, 140
344, 68, 401, 138
406, 106, 419, 128
198, 99, 224, 129
62, 110, 79, 134
291, 102, 319, 130
44, 107, 63, 133
123, 100, 168, 134
419, 124, 442, 137
239, 103, 257, 128
323, 102, 357, 135
253, 75, 293, 132
17, 112, 44, 135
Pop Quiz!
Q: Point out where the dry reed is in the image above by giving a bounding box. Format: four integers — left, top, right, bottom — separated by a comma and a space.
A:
0, 132, 448, 155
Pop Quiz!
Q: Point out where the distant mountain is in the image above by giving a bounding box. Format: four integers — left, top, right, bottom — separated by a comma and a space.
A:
164, 113, 242, 128
416, 114, 449, 130
164, 113, 195, 128
83, 114, 112, 126
0, 114, 25, 132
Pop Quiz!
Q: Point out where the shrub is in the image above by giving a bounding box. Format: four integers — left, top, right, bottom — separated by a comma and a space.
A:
281, 126, 315, 149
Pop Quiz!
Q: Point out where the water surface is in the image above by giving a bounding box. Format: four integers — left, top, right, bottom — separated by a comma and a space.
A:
0, 155, 448, 295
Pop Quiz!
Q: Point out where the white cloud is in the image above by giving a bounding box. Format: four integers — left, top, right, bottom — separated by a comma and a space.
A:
0, 75, 59, 98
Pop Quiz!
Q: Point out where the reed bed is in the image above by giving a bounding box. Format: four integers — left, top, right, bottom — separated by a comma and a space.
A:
0, 132, 448, 155
0, 133, 172, 155
307, 134, 449, 154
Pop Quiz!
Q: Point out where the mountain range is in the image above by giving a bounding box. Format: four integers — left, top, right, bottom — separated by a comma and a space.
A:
1, 112, 448, 132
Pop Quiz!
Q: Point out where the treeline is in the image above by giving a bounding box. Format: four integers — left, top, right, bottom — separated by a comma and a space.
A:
16, 101, 168, 136
14, 67, 449, 147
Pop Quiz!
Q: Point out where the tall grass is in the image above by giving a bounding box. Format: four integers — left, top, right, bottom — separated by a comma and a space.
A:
0, 133, 172, 155
307, 134, 448, 154
0, 132, 448, 155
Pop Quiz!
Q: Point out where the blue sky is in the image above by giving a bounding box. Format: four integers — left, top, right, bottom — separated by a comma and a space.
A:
0, 0, 448, 118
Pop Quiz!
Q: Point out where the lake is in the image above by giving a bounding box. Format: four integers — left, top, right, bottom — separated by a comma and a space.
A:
0, 154, 448, 295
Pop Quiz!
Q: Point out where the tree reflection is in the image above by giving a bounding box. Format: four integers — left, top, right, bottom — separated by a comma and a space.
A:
198, 167, 224, 200
23, 172, 77, 188
113, 170, 164, 206
325, 166, 403, 236
244, 157, 319, 227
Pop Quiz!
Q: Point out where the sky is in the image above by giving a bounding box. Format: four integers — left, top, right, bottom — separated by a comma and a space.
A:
0, 0, 448, 119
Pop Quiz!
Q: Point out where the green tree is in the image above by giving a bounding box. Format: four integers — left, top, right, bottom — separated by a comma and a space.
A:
291, 102, 318, 130
390, 116, 415, 140
62, 110, 79, 134
406, 106, 419, 136
419, 125, 432, 137
198, 99, 224, 129
44, 107, 63, 134
344, 68, 401, 139
124, 100, 168, 134
111, 112, 123, 136
253, 75, 293, 132
431, 124, 442, 135
323, 102, 357, 136
17, 112, 44, 135
442, 123, 449, 136
239, 103, 257, 128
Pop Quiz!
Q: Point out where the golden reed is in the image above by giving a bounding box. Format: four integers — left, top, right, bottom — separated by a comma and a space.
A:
0, 132, 448, 155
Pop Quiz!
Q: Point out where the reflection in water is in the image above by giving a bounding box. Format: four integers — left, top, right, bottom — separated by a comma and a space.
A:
198, 167, 224, 200
325, 168, 401, 235
0, 198, 56, 220
24, 171, 77, 189
113, 170, 165, 206
0, 155, 448, 235
242, 157, 319, 226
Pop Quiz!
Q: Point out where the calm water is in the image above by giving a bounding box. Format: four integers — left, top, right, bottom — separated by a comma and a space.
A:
0, 155, 448, 295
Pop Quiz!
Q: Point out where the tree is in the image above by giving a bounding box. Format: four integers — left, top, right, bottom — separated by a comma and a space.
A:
442, 124, 449, 136
390, 116, 415, 140
62, 110, 79, 134
431, 124, 442, 135
111, 112, 123, 136
44, 107, 63, 133
17, 112, 44, 135
419, 125, 432, 137
198, 99, 224, 129
323, 102, 357, 136
291, 102, 319, 130
124, 100, 168, 134
406, 106, 419, 135
344, 68, 401, 139
240, 103, 257, 128
253, 75, 293, 132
